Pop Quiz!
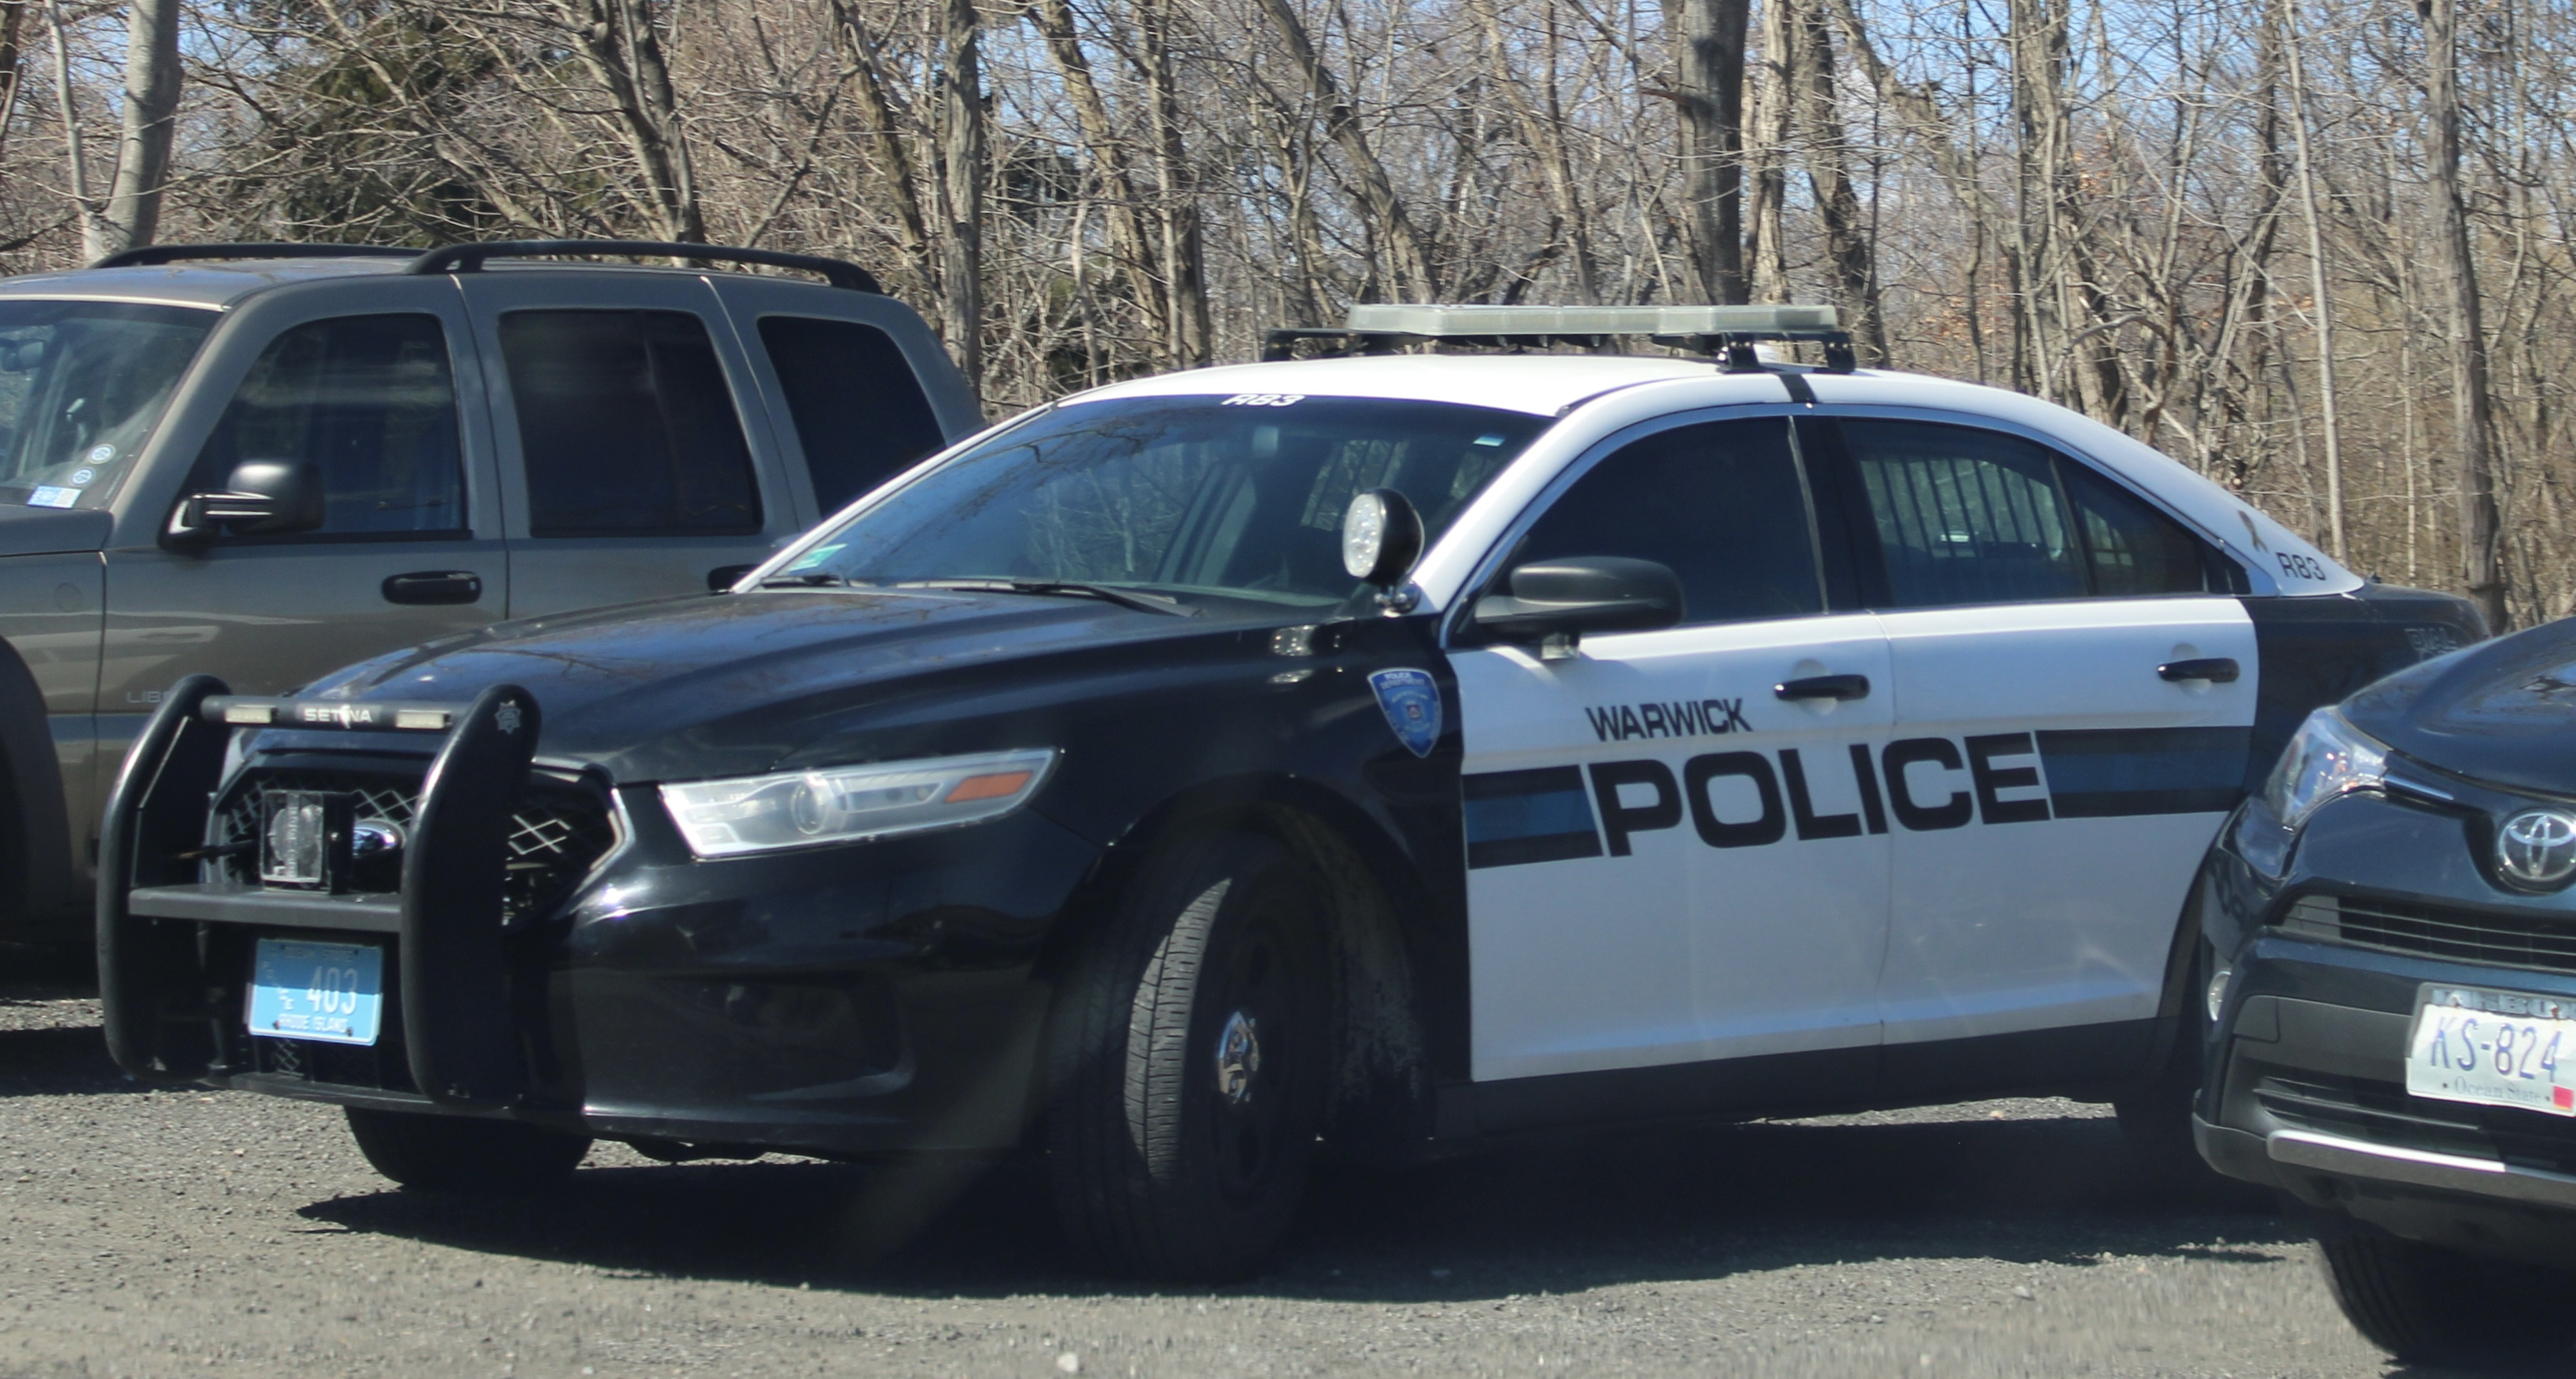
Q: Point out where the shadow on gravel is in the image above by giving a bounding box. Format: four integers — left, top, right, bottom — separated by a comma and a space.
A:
0, 1025, 128, 1096
295, 1108, 2295, 1305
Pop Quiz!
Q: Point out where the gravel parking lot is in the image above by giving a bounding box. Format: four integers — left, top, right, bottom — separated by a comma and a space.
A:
0, 952, 2475, 1379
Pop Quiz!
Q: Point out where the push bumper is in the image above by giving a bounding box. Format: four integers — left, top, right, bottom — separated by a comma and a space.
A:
98, 678, 1099, 1159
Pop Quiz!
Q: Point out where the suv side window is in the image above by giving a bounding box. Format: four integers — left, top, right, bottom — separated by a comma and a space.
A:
1506, 417, 1822, 626
1842, 419, 2086, 607
498, 310, 761, 536
186, 313, 464, 538
756, 315, 946, 514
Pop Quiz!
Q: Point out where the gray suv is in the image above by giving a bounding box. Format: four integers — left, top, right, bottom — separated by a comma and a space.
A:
0, 239, 980, 943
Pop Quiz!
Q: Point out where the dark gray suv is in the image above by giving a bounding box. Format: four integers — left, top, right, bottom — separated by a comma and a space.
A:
0, 240, 980, 944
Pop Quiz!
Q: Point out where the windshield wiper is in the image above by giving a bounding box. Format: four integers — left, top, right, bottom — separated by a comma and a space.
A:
756, 571, 846, 588
890, 578, 1196, 617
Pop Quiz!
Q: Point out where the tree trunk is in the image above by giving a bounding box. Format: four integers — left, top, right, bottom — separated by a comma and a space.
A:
0, 3, 30, 181
94, 0, 181, 258
1788, 0, 1884, 359
1139, 0, 1210, 363
2423, 0, 2506, 626
2275, 0, 2345, 561
1252, 0, 1437, 300
937, 0, 986, 390
1746, 0, 1792, 302
1030, 0, 1166, 354
828, 0, 934, 282
1478, 0, 1599, 303
565, 0, 703, 243
1659, 0, 1750, 302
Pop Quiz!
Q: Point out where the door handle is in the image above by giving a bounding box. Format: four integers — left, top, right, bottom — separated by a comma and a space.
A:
381, 570, 484, 606
2157, 657, 2240, 684
1775, 673, 1871, 702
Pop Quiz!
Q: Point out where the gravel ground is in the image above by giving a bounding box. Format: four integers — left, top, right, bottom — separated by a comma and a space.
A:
0, 950, 2510, 1379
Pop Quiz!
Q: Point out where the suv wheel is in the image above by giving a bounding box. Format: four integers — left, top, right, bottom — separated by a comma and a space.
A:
345, 1106, 592, 1191
1045, 832, 1328, 1281
2320, 1230, 2573, 1366
2114, 937, 2220, 1167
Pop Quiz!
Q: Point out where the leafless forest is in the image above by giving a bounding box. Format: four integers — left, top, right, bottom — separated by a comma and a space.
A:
5, 0, 2569, 623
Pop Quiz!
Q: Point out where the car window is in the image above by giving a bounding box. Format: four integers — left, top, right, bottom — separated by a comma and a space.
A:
756, 315, 946, 514
185, 313, 464, 538
1843, 419, 2086, 607
2059, 459, 2228, 596
1502, 417, 1821, 626
0, 300, 214, 511
784, 395, 1548, 609
499, 309, 760, 537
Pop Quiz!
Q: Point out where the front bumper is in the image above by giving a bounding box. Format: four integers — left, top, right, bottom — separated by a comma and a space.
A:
2197, 790, 2576, 1263
99, 679, 1100, 1159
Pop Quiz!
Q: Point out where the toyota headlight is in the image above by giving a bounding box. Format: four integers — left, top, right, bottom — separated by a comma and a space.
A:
2262, 709, 2386, 830
659, 748, 1058, 858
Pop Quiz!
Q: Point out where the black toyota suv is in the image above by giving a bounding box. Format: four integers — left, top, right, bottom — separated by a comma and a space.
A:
2197, 614, 2576, 1367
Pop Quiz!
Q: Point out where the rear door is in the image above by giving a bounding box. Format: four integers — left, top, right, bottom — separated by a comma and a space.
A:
454, 272, 804, 617
1451, 415, 1892, 1090
1817, 415, 2256, 1070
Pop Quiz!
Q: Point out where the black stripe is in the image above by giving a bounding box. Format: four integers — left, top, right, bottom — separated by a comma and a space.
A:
2036, 726, 2251, 818
1467, 833, 1604, 869
1463, 766, 1601, 870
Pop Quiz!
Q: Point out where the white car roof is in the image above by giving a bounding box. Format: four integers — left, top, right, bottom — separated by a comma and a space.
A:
1066, 354, 2353, 601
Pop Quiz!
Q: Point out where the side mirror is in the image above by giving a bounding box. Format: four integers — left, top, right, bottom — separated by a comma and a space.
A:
1471, 557, 1684, 656
1341, 488, 1425, 590
167, 460, 325, 545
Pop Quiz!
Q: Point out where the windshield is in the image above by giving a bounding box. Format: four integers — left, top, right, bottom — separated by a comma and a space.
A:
0, 300, 216, 511
779, 395, 1550, 609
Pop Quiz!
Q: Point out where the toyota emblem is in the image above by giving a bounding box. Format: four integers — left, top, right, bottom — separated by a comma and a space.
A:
2496, 808, 2576, 887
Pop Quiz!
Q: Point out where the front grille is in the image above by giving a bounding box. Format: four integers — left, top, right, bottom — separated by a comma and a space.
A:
212, 767, 617, 922
2277, 893, 2576, 975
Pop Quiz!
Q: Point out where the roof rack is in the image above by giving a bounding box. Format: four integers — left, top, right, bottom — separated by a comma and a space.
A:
1260, 302, 1855, 373
89, 243, 421, 270
405, 240, 882, 294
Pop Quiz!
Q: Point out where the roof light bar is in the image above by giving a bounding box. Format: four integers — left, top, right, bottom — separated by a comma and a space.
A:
1342, 304, 1838, 336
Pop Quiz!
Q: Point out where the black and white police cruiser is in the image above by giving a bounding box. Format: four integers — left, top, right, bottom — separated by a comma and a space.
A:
99, 305, 2485, 1280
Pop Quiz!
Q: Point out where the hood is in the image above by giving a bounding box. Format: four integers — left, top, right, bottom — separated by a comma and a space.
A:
2343, 615, 2576, 795
0, 505, 109, 557
302, 588, 1237, 781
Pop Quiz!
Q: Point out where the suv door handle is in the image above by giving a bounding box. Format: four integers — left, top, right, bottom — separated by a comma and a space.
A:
2157, 657, 2240, 684
1775, 673, 1871, 702
381, 571, 484, 606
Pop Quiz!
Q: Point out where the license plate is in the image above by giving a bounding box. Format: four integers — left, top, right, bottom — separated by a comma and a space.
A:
2406, 983, 2576, 1115
246, 939, 383, 1046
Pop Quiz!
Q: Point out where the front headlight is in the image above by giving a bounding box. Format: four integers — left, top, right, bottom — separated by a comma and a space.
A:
659, 748, 1058, 858
2262, 708, 2386, 830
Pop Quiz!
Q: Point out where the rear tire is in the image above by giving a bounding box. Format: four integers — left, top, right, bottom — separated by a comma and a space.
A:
1045, 832, 1329, 1282
344, 1106, 591, 1192
2318, 1230, 2572, 1368
2115, 937, 2219, 1167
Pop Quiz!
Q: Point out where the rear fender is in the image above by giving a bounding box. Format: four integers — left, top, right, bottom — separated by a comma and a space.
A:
0, 636, 74, 934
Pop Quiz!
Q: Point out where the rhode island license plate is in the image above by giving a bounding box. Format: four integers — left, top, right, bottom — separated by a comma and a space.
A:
246, 939, 384, 1046
2406, 983, 2576, 1116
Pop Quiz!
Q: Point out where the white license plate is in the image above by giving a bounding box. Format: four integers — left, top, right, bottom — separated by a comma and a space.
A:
2406, 983, 2576, 1116
246, 939, 383, 1046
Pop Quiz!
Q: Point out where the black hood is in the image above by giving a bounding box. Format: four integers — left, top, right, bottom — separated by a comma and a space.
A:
2343, 615, 2576, 795
302, 589, 1241, 782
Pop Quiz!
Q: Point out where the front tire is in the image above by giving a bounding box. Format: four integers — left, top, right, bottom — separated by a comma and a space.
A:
2318, 1230, 2572, 1368
344, 1106, 592, 1191
1045, 832, 1329, 1281
2115, 937, 2220, 1166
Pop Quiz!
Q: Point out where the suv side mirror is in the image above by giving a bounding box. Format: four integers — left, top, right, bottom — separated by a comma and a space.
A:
168, 460, 325, 545
1470, 557, 1683, 656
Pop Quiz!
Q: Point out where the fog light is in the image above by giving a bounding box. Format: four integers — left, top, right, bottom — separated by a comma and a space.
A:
2206, 967, 2234, 1023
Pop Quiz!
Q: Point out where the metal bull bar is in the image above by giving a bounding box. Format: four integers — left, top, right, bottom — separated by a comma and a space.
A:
99, 679, 544, 1108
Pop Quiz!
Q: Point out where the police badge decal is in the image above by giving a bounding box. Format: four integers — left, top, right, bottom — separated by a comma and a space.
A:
1369, 668, 1442, 757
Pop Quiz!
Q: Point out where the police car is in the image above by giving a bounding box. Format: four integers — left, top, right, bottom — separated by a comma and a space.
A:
99, 305, 2482, 1280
